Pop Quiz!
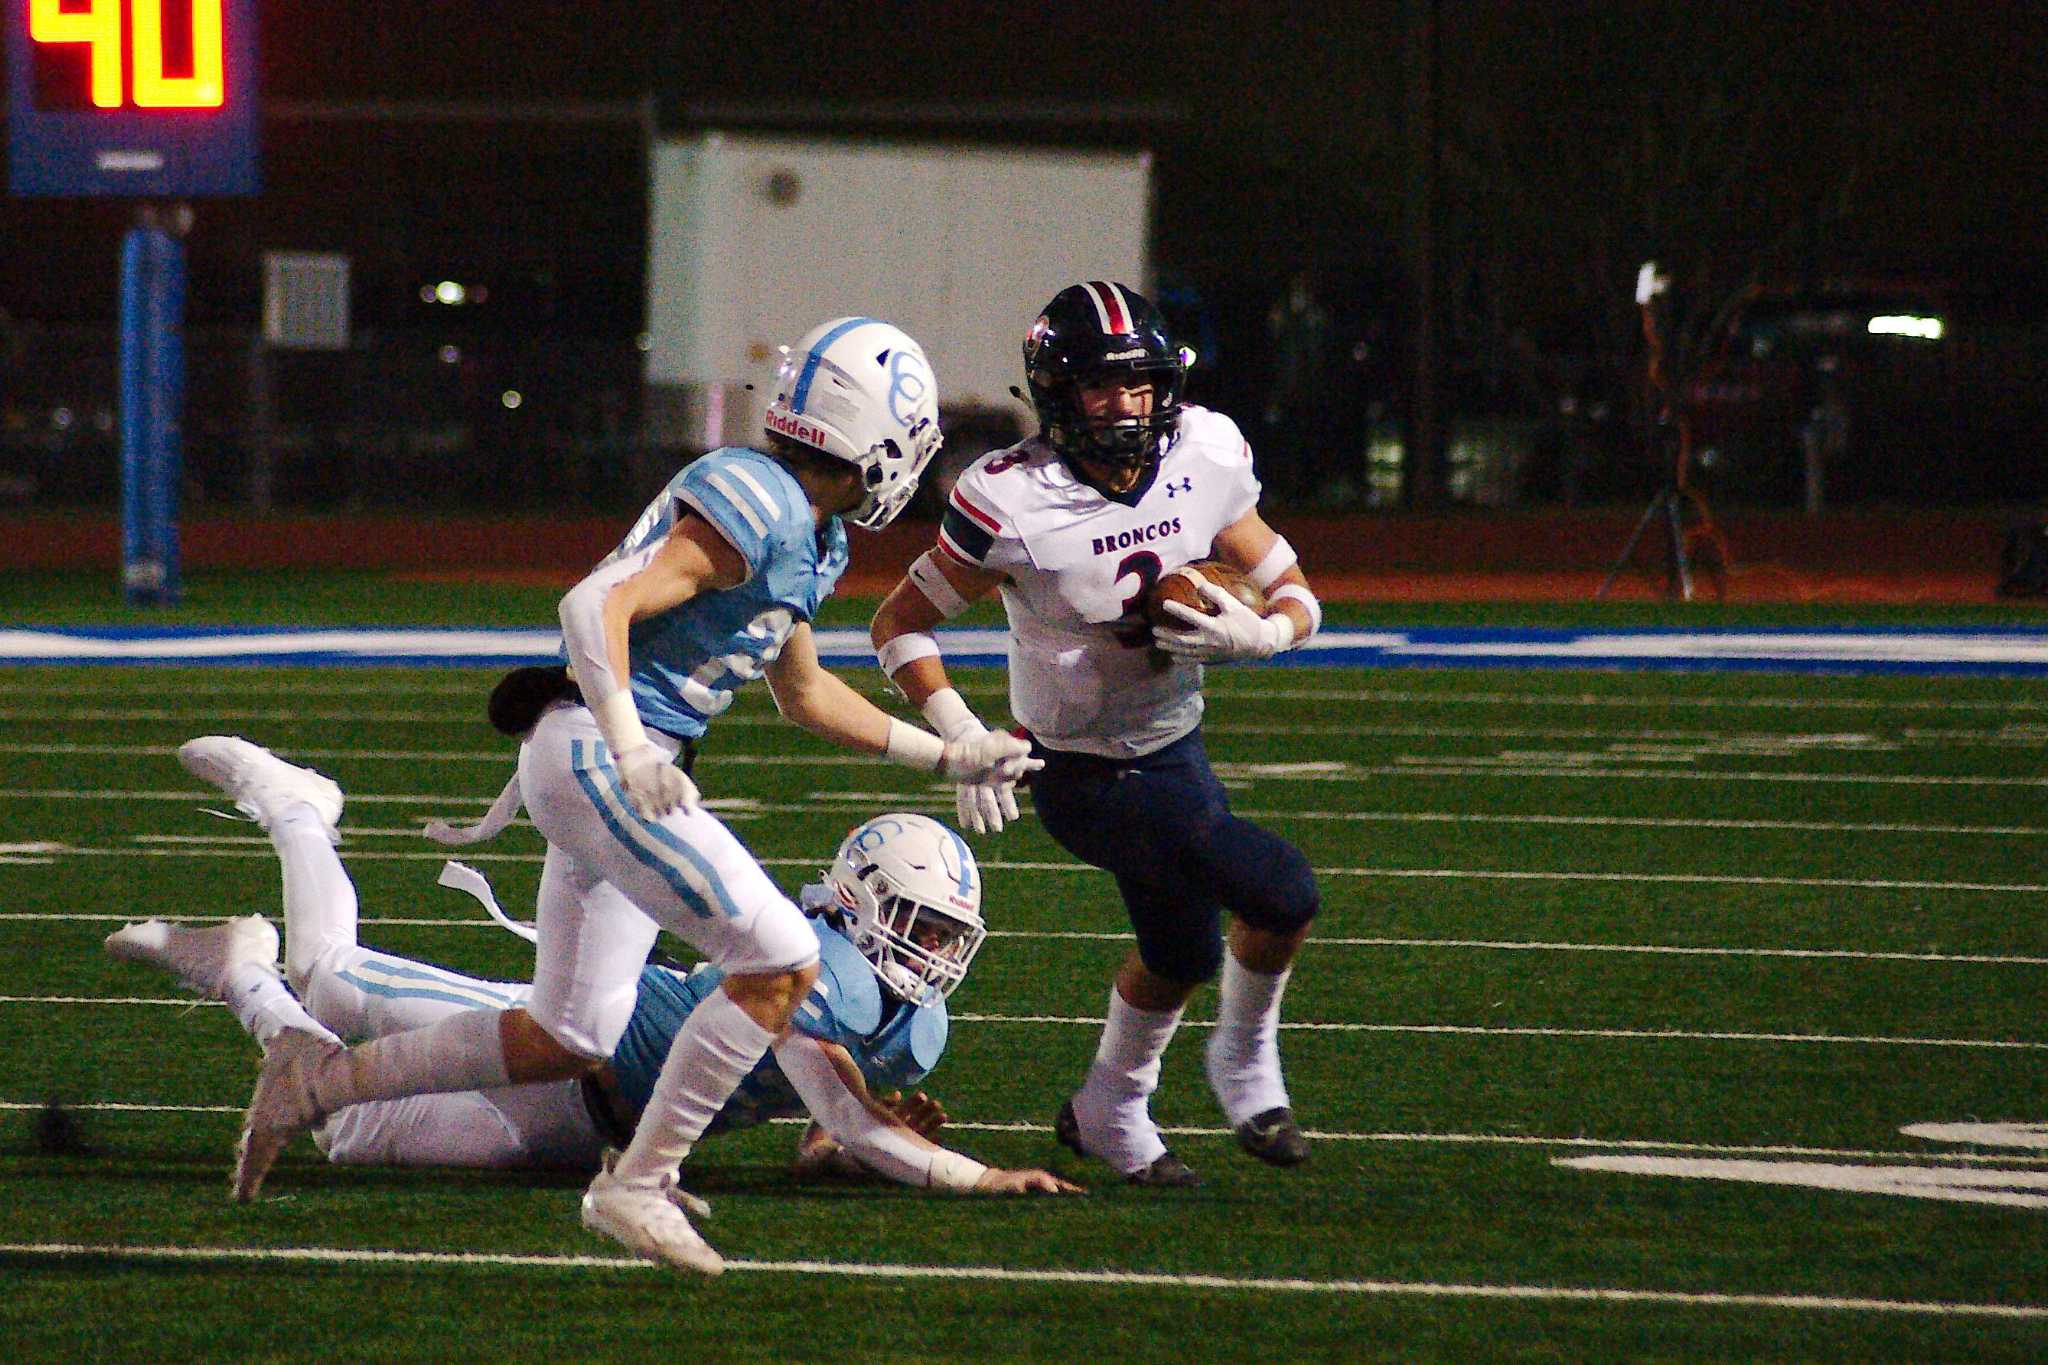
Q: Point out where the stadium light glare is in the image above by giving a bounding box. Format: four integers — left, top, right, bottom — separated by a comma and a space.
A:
1867, 314, 1944, 340
434, 281, 467, 306
501, 390, 524, 410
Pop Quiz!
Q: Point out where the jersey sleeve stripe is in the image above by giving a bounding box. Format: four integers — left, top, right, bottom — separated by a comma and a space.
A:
948, 489, 1004, 535
703, 472, 772, 538
938, 506, 994, 564
723, 465, 784, 524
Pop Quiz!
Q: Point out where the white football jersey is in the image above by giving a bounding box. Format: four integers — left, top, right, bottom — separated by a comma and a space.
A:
938, 405, 1262, 758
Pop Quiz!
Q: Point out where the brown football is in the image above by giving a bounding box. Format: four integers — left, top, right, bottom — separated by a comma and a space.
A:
1143, 560, 1267, 629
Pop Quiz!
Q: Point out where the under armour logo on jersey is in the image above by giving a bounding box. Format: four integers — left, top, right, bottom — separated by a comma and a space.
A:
1164, 477, 1194, 498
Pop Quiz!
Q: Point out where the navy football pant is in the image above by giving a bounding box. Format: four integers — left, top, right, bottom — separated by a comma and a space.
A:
1028, 728, 1319, 984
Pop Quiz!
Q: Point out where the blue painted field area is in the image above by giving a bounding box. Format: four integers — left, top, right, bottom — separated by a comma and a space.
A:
6, 625, 2048, 675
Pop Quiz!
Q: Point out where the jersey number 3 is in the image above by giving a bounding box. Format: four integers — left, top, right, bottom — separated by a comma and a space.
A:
1111, 551, 1161, 647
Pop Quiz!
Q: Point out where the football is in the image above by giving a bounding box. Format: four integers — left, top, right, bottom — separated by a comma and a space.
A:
1143, 560, 1266, 630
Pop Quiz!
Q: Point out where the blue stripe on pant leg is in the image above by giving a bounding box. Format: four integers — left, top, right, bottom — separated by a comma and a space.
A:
568, 738, 740, 919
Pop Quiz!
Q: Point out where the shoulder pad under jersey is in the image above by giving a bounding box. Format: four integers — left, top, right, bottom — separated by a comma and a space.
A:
789, 919, 883, 1045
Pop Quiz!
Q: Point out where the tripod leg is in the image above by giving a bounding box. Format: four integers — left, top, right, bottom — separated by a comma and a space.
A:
1663, 490, 1693, 601
1597, 489, 1670, 600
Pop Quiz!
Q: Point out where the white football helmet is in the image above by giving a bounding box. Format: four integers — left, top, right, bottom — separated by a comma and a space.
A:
765, 317, 943, 530
826, 813, 985, 1005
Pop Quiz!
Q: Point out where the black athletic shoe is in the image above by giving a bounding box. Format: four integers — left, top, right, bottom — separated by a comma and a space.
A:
1055, 1100, 1200, 1187
1235, 1106, 1310, 1166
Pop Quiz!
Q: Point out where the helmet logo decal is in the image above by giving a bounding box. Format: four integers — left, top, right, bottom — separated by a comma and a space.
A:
886, 348, 929, 429
1024, 314, 1051, 361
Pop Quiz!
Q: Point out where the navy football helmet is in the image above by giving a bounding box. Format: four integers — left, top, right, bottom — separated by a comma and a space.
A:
1023, 281, 1187, 477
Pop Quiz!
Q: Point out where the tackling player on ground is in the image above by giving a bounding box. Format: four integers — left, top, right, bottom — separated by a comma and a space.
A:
871, 282, 1325, 1186
107, 761, 1076, 1200
213, 318, 1038, 1271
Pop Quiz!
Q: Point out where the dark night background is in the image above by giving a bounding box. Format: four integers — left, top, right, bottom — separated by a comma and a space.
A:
3, 0, 2045, 510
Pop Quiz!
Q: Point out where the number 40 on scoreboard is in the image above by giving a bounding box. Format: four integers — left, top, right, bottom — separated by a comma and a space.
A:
6, 0, 259, 195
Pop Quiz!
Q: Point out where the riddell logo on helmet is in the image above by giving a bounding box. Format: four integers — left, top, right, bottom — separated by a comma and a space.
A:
766, 408, 827, 447
1103, 348, 1147, 360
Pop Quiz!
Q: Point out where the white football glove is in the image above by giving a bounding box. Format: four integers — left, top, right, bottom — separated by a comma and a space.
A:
938, 730, 1042, 788
954, 773, 1023, 836
613, 743, 701, 820
1154, 581, 1296, 663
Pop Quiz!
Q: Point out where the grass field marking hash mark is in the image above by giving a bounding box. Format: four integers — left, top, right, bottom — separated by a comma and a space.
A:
1, 1242, 2044, 1319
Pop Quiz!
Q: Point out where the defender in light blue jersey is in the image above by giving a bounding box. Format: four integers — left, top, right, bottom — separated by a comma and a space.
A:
109, 787, 1081, 1196
222, 320, 1043, 1274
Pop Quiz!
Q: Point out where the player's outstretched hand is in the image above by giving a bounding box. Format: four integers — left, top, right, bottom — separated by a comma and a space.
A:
939, 730, 1044, 787
614, 744, 701, 820
883, 1090, 949, 1139
955, 778, 1022, 835
975, 1167, 1086, 1195
1155, 581, 1293, 663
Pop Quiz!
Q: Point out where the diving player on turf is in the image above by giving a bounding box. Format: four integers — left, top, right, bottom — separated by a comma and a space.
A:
108, 751, 1077, 1196
871, 282, 1326, 1186
215, 319, 1038, 1273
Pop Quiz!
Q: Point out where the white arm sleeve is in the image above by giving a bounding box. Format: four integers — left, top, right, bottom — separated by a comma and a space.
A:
772, 1035, 984, 1190
559, 542, 659, 740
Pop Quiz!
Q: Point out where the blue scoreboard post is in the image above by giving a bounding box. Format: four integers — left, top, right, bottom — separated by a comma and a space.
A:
6, 0, 260, 603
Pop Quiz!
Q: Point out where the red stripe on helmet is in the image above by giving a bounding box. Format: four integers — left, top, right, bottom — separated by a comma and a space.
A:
1084, 280, 1130, 334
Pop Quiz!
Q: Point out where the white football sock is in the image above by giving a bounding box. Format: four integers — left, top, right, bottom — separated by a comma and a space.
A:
1205, 955, 1292, 1125
1071, 986, 1183, 1174
611, 987, 774, 1186
270, 802, 359, 993
224, 961, 339, 1050
306, 1006, 511, 1113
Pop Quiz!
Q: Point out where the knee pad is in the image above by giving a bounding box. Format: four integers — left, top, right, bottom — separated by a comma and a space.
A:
1134, 920, 1226, 986
525, 976, 639, 1062
1214, 821, 1320, 935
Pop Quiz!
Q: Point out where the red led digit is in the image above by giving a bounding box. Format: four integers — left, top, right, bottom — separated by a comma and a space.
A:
29, 0, 123, 109
131, 0, 225, 108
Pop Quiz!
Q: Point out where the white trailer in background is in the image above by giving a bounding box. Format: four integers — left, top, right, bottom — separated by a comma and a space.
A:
642, 132, 1153, 468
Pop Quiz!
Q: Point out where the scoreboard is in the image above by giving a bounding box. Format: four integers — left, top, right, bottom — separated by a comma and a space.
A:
6, 0, 259, 196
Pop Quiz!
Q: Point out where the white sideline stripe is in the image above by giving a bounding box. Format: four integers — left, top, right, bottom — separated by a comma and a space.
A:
7, 1102, 2044, 1169
1, 1242, 2040, 1319
17, 843, 2048, 895
7, 994, 2035, 1050
16, 911, 2048, 967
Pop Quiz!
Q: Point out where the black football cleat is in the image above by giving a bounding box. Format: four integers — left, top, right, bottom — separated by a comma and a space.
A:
1056, 1100, 1200, 1187
1234, 1106, 1310, 1167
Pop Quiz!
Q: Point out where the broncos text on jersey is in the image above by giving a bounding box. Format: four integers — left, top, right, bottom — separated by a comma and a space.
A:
939, 406, 1262, 759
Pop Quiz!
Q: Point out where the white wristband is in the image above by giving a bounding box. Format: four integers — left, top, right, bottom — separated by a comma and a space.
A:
908, 550, 973, 619
1249, 536, 1300, 591
926, 1148, 989, 1191
919, 686, 984, 742
884, 718, 946, 773
1268, 583, 1321, 642
877, 632, 941, 677
592, 689, 652, 758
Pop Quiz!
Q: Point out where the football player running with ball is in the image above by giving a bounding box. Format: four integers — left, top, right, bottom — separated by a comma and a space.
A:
871, 282, 1324, 1186
216, 318, 1037, 1271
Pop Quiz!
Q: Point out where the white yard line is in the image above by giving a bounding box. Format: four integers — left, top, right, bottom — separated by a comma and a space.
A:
8, 1100, 2040, 1167
10, 910, 2045, 966
4, 994, 2035, 1049
12, 843, 2045, 894
0, 1241, 2038, 1319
